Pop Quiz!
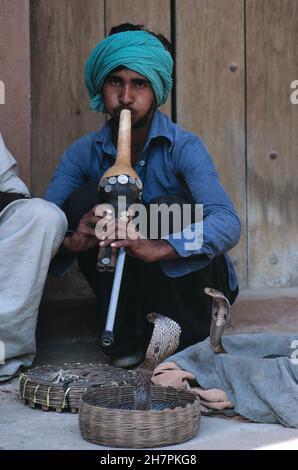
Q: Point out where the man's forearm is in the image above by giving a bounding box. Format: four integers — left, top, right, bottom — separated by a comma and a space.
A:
152, 240, 181, 261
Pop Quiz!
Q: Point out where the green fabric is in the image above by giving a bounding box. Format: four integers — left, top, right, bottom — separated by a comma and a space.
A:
84, 31, 173, 112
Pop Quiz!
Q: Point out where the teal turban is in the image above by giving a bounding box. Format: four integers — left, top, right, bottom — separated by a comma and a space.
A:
84, 30, 173, 112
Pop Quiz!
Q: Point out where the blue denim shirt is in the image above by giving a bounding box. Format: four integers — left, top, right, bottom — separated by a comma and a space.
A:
45, 110, 241, 289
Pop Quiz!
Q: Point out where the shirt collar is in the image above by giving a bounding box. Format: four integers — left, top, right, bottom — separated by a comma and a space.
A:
95, 110, 174, 156
95, 120, 116, 157
145, 110, 174, 150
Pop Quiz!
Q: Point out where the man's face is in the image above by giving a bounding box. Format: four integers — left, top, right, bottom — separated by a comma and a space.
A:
102, 68, 156, 128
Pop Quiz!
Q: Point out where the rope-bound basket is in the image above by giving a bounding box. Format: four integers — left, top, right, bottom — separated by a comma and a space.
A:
79, 384, 200, 448
19, 363, 135, 413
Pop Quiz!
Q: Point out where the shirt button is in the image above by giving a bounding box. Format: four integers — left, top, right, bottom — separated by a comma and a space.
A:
139, 160, 145, 166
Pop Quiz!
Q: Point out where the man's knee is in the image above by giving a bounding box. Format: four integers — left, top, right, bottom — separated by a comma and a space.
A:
0, 198, 66, 239
27, 198, 67, 231
26, 199, 68, 255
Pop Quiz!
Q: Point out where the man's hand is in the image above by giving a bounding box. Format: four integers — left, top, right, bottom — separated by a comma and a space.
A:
63, 205, 111, 253
98, 218, 180, 263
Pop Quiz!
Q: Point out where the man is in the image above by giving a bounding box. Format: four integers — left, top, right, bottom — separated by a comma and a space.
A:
0, 133, 67, 381
45, 24, 241, 367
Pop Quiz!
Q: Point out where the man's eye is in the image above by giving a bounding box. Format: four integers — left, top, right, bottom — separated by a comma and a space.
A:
135, 80, 146, 88
109, 78, 120, 86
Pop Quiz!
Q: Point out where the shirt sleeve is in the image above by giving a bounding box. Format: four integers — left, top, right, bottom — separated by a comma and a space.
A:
162, 135, 241, 260
45, 141, 89, 277
44, 141, 88, 208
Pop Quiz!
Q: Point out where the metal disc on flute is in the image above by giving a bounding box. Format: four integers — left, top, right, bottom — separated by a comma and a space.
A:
104, 185, 112, 193
108, 176, 117, 185
100, 177, 109, 187
136, 178, 143, 189
117, 174, 129, 184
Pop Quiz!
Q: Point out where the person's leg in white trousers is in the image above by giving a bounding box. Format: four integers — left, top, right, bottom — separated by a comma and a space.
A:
0, 198, 67, 381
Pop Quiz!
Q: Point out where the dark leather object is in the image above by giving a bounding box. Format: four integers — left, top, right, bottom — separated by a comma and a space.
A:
0, 192, 27, 212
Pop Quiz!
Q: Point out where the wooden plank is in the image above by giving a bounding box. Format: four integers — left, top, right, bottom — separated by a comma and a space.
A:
30, 0, 105, 197
176, 0, 246, 287
105, 0, 172, 117
247, 0, 298, 287
30, 0, 105, 300
0, 0, 31, 186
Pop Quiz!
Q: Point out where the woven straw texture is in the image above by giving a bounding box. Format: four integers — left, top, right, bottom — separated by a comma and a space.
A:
79, 384, 200, 448
19, 364, 134, 413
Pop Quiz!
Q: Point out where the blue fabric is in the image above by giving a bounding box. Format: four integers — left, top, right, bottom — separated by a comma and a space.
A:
84, 31, 173, 112
169, 333, 298, 427
45, 111, 241, 289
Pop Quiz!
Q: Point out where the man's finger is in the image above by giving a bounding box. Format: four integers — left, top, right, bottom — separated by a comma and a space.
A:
81, 226, 97, 237
82, 215, 102, 226
94, 204, 114, 218
110, 240, 130, 249
99, 238, 115, 248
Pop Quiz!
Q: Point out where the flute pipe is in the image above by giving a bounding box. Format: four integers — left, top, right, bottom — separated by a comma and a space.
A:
115, 109, 131, 166
104, 247, 126, 332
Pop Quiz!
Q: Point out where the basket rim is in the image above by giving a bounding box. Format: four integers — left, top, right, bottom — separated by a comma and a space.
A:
80, 383, 200, 414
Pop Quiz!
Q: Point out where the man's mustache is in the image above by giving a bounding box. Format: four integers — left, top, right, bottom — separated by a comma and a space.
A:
114, 106, 135, 117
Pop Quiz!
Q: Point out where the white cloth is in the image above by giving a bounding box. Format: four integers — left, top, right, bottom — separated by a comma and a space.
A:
0, 135, 67, 381
0, 133, 30, 198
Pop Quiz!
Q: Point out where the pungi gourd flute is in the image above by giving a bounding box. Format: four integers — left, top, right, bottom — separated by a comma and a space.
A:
96, 109, 143, 348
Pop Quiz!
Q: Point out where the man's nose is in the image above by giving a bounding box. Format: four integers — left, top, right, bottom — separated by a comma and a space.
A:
119, 85, 134, 106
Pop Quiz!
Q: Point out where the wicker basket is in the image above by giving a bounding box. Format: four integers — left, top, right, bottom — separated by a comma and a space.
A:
19, 364, 134, 413
79, 384, 200, 448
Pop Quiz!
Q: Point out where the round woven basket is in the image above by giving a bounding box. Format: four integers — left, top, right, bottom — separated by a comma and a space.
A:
19, 364, 134, 413
79, 384, 200, 448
